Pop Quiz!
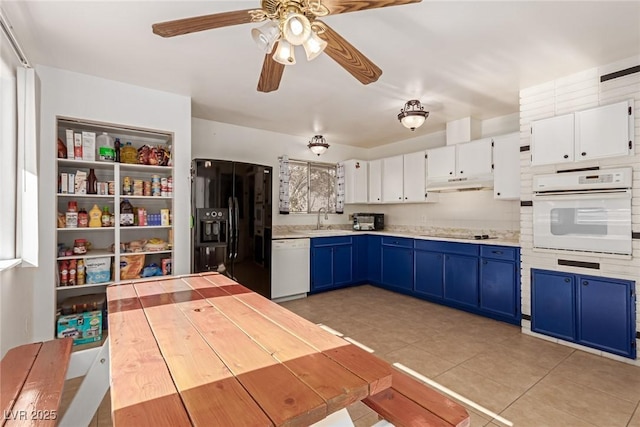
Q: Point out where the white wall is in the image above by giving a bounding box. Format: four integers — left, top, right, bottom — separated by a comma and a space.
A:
192, 118, 368, 227
32, 65, 191, 341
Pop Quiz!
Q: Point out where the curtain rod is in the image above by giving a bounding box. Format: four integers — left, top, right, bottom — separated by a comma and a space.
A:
0, 8, 31, 68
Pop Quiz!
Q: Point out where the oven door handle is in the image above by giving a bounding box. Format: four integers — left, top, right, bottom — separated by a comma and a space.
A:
533, 189, 631, 201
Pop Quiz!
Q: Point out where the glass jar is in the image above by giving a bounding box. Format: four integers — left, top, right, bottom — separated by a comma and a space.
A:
73, 239, 88, 255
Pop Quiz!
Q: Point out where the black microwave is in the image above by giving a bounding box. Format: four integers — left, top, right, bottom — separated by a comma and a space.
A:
353, 213, 384, 231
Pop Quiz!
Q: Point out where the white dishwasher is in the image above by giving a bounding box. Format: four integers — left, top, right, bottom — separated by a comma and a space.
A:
271, 238, 310, 301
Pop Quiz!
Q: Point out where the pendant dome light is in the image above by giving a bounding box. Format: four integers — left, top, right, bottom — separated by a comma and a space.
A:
308, 135, 329, 156
398, 100, 429, 131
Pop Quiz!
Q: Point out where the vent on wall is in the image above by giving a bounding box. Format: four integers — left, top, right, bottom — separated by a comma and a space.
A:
600, 65, 640, 82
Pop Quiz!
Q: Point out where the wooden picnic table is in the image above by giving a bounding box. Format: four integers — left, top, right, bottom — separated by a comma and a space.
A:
106, 272, 392, 426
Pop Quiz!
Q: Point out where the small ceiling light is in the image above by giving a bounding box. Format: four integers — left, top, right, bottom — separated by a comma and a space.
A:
308, 135, 329, 156
282, 13, 312, 45
303, 31, 327, 61
398, 100, 429, 131
251, 21, 280, 53
273, 40, 296, 65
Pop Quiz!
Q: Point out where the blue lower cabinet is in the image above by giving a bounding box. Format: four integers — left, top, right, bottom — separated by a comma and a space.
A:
310, 237, 353, 293
531, 270, 576, 341
414, 250, 444, 298
353, 235, 368, 284
443, 254, 478, 308
367, 235, 382, 284
382, 246, 413, 290
480, 259, 517, 319
532, 268, 636, 359
577, 276, 635, 358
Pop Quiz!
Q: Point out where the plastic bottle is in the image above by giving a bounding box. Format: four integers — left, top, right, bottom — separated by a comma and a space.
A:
78, 208, 89, 227
97, 132, 115, 162
77, 259, 85, 285
68, 259, 77, 286
89, 204, 102, 227
87, 168, 98, 194
59, 260, 69, 286
114, 138, 121, 163
121, 141, 137, 164
101, 206, 111, 227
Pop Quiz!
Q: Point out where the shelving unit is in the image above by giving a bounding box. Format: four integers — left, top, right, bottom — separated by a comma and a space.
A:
55, 117, 174, 306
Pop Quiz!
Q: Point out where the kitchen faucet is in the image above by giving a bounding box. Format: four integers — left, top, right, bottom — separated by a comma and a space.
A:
317, 207, 328, 230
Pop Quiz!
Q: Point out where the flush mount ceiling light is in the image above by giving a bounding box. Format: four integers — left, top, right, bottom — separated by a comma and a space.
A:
308, 135, 329, 156
398, 99, 429, 131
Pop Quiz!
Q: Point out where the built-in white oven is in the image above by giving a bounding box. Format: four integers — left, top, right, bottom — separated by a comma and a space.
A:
532, 167, 633, 256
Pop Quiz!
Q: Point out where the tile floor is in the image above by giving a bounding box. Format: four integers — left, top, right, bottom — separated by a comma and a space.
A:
61, 285, 640, 426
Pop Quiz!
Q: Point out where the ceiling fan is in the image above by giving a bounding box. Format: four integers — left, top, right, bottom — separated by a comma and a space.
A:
152, 0, 422, 93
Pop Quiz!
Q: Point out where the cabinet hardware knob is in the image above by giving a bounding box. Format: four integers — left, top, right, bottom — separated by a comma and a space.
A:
497, 192, 501, 196
449, 172, 453, 175
460, 171, 464, 174
581, 152, 586, 156
563, 154, 569, 159
399, 197, 402, 200
564, 278, 570, 283
583, 281, 589, 285
404, 197, 407, 200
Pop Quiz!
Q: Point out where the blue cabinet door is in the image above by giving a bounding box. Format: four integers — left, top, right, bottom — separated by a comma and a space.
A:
414, 250, 444, 298
480, 259, 517, 318
334, 244, 353, 286
310, 246, 333, 291
367, 235, 382, 284
382, 246, 413, 290
531, 269, 575, 341
353, 235, 368, 283
443, 254, 478, 308
577, 276, 635, 358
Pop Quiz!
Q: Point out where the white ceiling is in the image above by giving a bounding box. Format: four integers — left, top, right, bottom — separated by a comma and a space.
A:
3, 1, 640, 148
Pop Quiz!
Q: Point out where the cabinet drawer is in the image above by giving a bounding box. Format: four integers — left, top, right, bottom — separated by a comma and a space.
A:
414, 240, 479, 256
480, 245, 517, 261
311, 236, 352, 247
381, 236, 413, 248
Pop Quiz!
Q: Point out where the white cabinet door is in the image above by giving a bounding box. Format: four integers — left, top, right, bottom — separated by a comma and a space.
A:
493, 133, 520, 200
531, 113, 574, 166
368, 159, 382, 203
575, 100, 632, 161
426, 146, 455, 180
457, 138, 493, 177
403, 151, 426, 202
382, 155, 404, 203
343, 159, 368, 203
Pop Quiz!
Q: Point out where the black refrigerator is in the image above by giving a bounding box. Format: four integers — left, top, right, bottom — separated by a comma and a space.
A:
191, 159, 273, 298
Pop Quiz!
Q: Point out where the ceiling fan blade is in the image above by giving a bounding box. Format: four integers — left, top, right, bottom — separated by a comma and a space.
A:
257, 50, 285, 93
152, 9, 254, 37
317, 22, 382, 85
322, 0, 422, 15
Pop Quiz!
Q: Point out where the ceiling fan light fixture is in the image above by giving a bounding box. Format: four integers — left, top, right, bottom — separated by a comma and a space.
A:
303, 31, 327, 61
308, 135, 329, 156
282, 12, 312, 45
251, 20, 281, 53
273, 39, 296, 65
398, 99, 429, 131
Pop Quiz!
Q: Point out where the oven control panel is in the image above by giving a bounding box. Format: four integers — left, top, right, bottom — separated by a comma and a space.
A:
578, 172, 624, 185
534, 167, 632, 192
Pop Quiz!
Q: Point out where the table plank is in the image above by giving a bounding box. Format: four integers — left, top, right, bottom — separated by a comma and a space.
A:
142, 298, 273, 426
363, 388, 454, 427
6, 339, 72, 427
323, 344, 393, 395
108, 306, 190, 426
0, 343, 41, 418
177, 299, 327, 426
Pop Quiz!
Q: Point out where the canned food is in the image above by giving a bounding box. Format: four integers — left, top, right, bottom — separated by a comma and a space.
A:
133, 179, 144, 196
143, 181, 151, 196
108, 181, 115, 195
122, 176, 132, 195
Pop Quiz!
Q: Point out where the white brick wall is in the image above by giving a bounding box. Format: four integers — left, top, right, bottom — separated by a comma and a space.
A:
519, 55, 640, 365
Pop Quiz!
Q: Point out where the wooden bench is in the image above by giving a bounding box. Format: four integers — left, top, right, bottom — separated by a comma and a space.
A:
1, 338, 73, 426
363, 367, 470, 427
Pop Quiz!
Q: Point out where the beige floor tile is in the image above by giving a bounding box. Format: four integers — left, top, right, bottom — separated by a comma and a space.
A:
346, 400, 375, 421
344, 327, 411, 355
434, 366, 523, 414
353, 411, 382, 427
499, 394, 597, 427
551, 350, 640, 404
485, 333, 575, 370
382, 344, 456, 378
413, 333, 494, 365
628, 404, 640, 427
465, 409, 491, 427
459, 351, 549, 393
525, 374, 636, 426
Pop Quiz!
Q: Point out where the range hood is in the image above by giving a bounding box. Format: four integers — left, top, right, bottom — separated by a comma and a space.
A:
426, 173, 494, 192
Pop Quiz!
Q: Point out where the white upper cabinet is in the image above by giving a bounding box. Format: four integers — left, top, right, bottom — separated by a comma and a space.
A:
531, 113, 575, 166
456, 138, 493, 177
426, 146, 456, 180
382, 155, 404, 203
403, 151, 427, 202
493, 132, 521, 200
368, 159, 383, 203
531, 100, 634, 166
343, 159, 368, 204
574, 100, 633, 161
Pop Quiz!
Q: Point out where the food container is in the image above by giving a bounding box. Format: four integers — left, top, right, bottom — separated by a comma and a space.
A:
122, 176, 132, 195
73, 239, 88, 254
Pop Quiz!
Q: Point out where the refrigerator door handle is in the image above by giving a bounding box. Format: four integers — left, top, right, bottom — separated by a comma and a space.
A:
233, 196, 240, 259
228, 197, 234, 260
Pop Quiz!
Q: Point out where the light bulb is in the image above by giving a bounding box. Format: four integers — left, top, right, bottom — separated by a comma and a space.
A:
303, 31, 327, 61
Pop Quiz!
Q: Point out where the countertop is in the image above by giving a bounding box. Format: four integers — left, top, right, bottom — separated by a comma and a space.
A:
273, 230, 520, 248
